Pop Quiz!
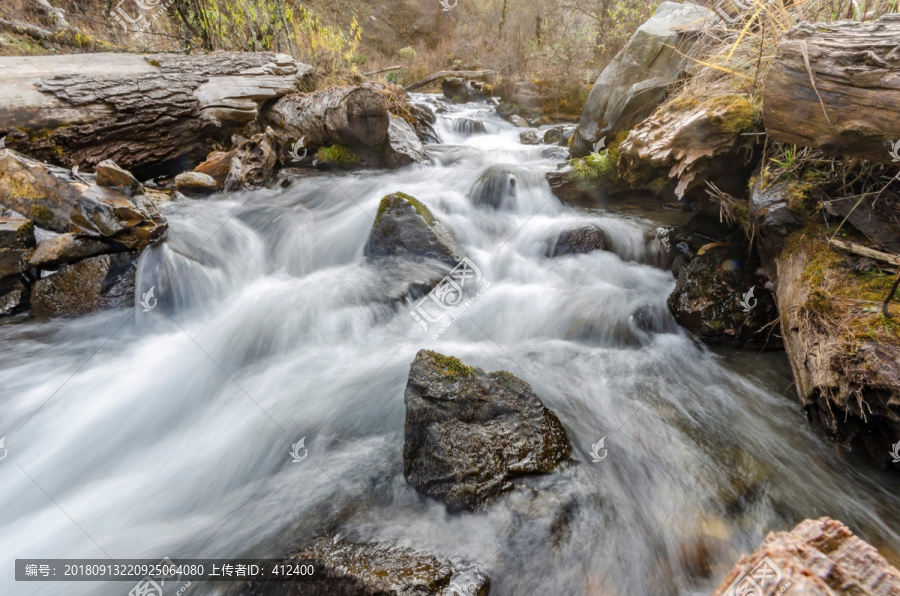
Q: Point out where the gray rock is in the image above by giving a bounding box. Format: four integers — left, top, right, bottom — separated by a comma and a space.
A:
28, 233, 120, 270
751, 180, 804, 270
94, 160, 141, 195
572, 2, 714, 156
31, 252, 138, 318
441, 77, 484, 103
383, 114, 427, 168
0, 276, 29, 316
364, 193, 462, 267
70, 184, 167, 250
404, 350, 571, 512
551, 225, 611, 256
519, 130, 540, 145
510, 81, 544, 116
468, 165, 519, 210
230, 536, 490, 595
509, 115, 530, 128
542, 125, 574, 146
175, 171, 221, 195
452, 117, 487, 135
0, 218, 35, 250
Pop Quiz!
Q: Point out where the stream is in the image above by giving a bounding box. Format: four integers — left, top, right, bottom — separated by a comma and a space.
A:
1, 94, 899, 595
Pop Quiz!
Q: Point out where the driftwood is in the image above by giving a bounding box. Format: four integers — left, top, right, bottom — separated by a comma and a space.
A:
404, 70, 496, 92
0, 52, 313, 178
828, 238, 900, 266
362, 65, 402, 76
763, 15, 900, 164
262, 84, 390, 148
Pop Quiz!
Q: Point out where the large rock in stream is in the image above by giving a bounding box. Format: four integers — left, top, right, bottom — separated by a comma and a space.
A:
712, 517, 900, 595
404, 350, 571, 512
571, 2, 715, 157
668, 244, 780, 348
364, 193, 462, 267
226, 535, 490, 595
0, 217, 36, 315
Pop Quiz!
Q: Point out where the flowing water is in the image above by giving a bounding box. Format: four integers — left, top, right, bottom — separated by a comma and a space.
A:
1, 95, 899, 596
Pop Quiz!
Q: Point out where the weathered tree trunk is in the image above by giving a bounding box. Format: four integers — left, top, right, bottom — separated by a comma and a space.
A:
0, 52, 313, 178
763, 15, 900, 165
261, 84, 390, 148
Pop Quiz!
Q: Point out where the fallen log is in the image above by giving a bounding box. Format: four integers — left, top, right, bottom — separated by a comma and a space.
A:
763, 15, 900, 165
261, 84, 390, 148
0, 52, 313, 178
404, 69, 496, 92
362, 65, 402, 76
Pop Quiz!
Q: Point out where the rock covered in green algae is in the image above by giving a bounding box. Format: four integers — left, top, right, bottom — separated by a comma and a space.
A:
403, 349, 571, 513
364, 192, 462, 267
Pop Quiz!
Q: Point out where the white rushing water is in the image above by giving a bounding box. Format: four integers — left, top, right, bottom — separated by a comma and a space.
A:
1, 95, 899, 596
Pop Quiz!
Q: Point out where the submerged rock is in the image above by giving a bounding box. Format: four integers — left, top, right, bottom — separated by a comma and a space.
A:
572, 2, 714, 157
452, 117, 487, 135
232, 535, 490, 595
404, 350, 571, 512
364, 192, 462, 267
712, 517, 900, 595
667, 244, 780, 348
551, 225, 611, 257
519, 130, 539, 145
31, 252, 137, 318
468, 165, 518, 210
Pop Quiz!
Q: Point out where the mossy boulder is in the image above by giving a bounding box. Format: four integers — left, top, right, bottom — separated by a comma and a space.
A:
0, 150, 81, 232
667, 243, 780, 348
364, 192, 462, 267
403, 349, 571, 512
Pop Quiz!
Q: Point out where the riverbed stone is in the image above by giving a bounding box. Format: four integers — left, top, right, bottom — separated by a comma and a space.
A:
0, 150, 82, 232
175, 172, 221, 195
364, 192, 462, 267
712, 517, 900, 595
667, 243, 780, 348
0, 276, 29, 316
31, 252, 137, 317
383, 114, 427, 168
94, 160, 141, 195
70, 184, 167, 250
231, 535, 490, 595
193, 150, 237, 185
28, 233, 120, 270
404, 349, 571, 512
551, 225, 611, 257
468, 165, 518, 210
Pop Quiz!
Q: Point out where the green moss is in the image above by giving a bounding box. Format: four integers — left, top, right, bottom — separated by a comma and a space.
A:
488, 370, 519, 387
316, 145, 359, 166
29, 204, 53, 222
375, 192, 435, 226
148, 59, 161, 68
701, 94, 759, 134
569, 143, 621, 187
426, 351, 484, 380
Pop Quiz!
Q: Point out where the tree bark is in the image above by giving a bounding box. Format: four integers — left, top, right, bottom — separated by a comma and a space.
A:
262, 84, 391, 148
763, 15, 900, 165
0, 52, 313, 178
